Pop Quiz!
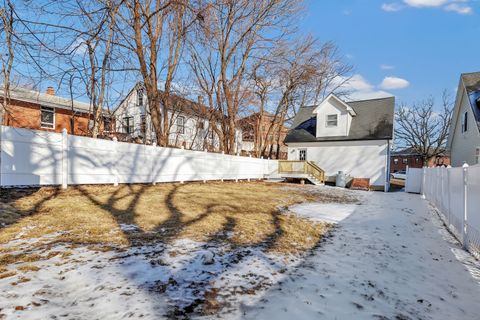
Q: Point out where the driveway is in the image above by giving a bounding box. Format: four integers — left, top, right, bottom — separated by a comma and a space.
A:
243, 191, 480, 320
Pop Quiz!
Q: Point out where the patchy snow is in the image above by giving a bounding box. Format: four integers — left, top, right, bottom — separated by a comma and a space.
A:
1, 189, 479, 319
289, 202, 360, 224
242, 191, 480, 320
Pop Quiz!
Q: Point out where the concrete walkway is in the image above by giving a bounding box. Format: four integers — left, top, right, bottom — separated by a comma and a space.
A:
243, 191, 480, 320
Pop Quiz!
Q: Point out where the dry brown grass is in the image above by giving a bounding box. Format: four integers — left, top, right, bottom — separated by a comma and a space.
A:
0, 181, 353, 267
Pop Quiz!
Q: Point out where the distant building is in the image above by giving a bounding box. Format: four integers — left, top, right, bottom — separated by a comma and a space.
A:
390, 148, 450, 172
113, 83, 242, 152
0, 86, 108, 136
446, 72, 480, 166
238, 112, 288, 159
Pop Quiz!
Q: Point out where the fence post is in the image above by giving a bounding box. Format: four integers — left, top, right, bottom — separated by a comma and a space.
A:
61, 128, 68, 189
421, 166, 426, 199
112, 137, 119, 186
151, 143, 156, 185
462, 163, 469, 250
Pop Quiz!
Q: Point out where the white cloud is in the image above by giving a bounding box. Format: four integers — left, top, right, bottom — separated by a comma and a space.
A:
339, 74, 393, 101
382, 0, 474, 14
379, 76, 410, 90
444, 3, 473, 14
382, 3, 404, 11
404, 0, 448, 8
381, 64, 396, 70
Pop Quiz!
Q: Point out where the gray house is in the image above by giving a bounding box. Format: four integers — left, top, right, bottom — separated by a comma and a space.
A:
447, 72, 480, 167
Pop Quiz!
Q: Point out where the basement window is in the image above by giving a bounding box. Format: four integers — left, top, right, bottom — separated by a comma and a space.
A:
40, 106, 55, 129
326, 114, 338, 127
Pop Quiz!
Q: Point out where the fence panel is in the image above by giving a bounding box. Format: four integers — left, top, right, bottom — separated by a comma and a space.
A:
0, 126, 278, 187
422, 165, 480, 259
405, 167, 422, 193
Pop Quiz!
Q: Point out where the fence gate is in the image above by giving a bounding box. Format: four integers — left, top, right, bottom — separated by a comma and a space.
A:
405, 167, 423, 194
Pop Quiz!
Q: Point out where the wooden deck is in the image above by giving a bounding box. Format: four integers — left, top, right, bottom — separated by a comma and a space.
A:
277, 161, 325, 185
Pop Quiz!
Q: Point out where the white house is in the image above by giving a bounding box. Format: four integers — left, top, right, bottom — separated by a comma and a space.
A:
113, 84, 242, 152
284, 94, 395, 191
447, 72, 480, 167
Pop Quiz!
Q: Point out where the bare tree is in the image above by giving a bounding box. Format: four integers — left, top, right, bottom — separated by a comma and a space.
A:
0, 0, 15, 126
249, 37, 352, 158
188, 0, 302, 154
115, 0, 192, 146
395, 91, 453, 164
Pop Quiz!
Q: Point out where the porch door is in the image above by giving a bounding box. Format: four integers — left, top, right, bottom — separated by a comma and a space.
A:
299, 149, 307, 161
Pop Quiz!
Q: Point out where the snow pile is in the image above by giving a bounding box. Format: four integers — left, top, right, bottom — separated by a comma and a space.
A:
289, 202, 360, 224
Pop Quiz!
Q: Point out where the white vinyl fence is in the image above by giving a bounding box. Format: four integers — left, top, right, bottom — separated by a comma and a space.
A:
0, 126, 278, 187
420, 165, 480, 259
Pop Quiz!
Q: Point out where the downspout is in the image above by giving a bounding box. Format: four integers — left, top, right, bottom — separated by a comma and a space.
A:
385, 139, 391, 192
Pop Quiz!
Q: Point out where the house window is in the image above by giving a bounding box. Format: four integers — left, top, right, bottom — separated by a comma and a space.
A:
476, 147, 480, 165
137, 89, 144, 106
393, 158, 399, 165
462, 111, 468, 133
299, 149, 307, 161
40, 106, 55, 129
326, 114, 338, 127
402, 158, 408, 164
140, 115, 147, 136
177, 116, 185, 134
123, 116, 134, 134
415, 158, 420, 164
103, 116, 112, 132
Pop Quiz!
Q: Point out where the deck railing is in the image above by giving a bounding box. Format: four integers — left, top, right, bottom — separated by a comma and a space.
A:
278, 160, 325, 183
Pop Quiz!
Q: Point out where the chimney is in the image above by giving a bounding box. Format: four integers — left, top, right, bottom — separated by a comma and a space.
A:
46, 86, 55, 95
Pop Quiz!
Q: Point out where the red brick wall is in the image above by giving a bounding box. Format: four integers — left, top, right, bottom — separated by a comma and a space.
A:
390, 154, 450, 172
2, 99, 91, 136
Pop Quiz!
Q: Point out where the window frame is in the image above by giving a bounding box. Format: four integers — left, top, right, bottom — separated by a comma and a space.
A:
176, 115, 185, 134
123, 116, 134, 134
462, 111, 468, 133
137, 89, 144, 106
402, 158, 408, 165
40, 106, 55, 129
299, 149, 307, 161
326, 114, 338, 127
393, 158, 399, 165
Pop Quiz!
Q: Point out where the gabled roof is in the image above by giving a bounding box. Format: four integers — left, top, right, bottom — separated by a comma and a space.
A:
285, 96, 395, 143
1, 85, 91, 113
312, 94, 357, 116
113, 82, 221, 120
447, 72, 480, 149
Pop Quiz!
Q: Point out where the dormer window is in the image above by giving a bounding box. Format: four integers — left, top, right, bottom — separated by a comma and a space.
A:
326, 114, 338, 127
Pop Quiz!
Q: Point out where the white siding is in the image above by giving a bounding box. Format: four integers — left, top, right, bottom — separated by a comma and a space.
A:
314, 97, 352, 138
450, 89, 480, 167
114, 87, 242, 152
287, 140, 389, 187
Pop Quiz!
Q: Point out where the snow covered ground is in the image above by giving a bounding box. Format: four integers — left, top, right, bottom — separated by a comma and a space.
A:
1, 188, 479, 319
243, 191, 480, 320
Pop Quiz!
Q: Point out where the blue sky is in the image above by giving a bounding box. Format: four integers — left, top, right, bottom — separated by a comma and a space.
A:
303, 0, 480, 104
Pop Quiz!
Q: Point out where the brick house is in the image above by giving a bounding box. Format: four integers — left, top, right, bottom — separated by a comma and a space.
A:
238, 112, 289, 159
390, 147, 450, 172
1, 86, 108, 136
